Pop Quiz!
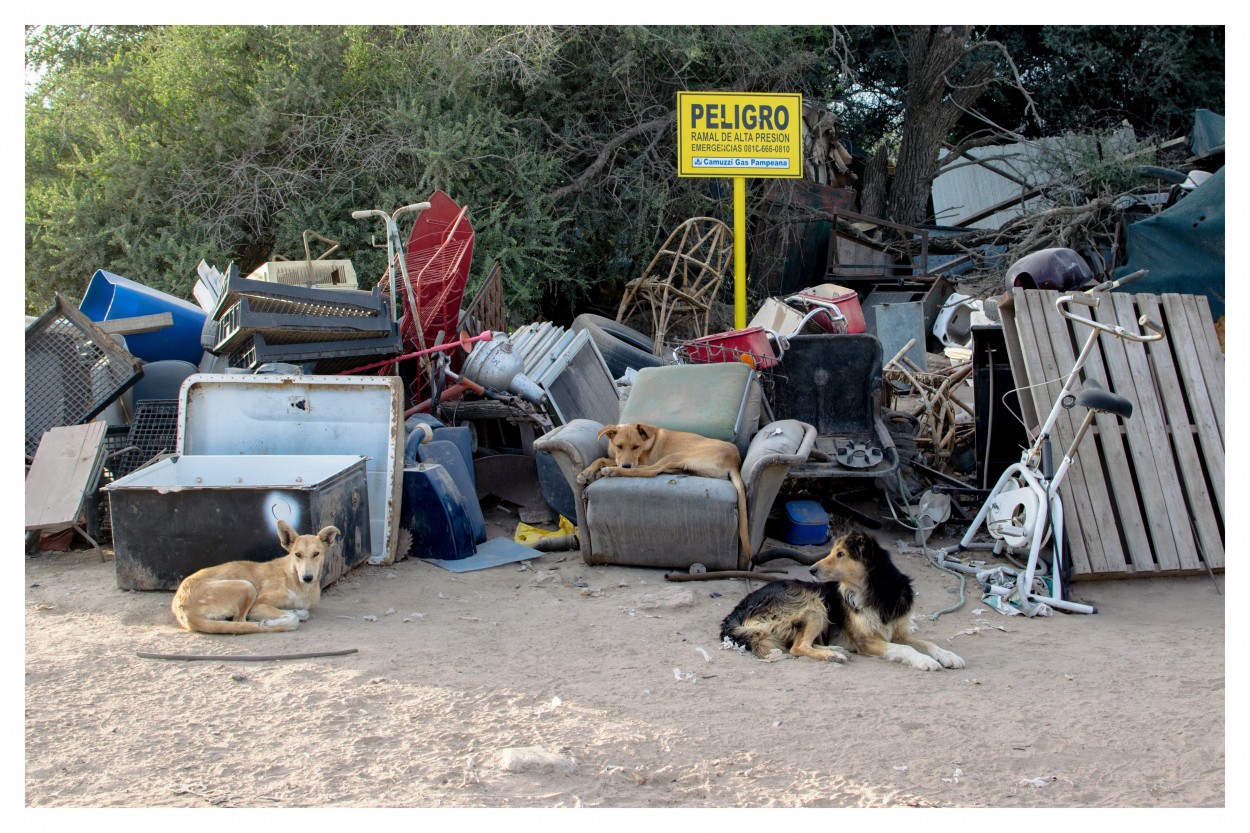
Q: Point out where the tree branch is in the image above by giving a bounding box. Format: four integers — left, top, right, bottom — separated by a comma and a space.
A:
550, 112, 675, 202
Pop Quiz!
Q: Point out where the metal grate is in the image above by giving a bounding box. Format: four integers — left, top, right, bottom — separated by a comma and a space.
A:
25, 296, 143, 457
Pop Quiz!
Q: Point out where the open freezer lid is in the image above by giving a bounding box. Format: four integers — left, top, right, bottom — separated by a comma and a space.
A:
177, 374, 403, 565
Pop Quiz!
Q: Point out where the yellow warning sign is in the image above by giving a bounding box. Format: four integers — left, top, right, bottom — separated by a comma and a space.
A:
677, 91, 803, 178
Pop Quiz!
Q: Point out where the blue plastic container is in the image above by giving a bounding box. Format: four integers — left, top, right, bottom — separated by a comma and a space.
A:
782, 500, 830, 546
79, 270, 208, 364
400, 464, 476, 561
416, 439, 487, 543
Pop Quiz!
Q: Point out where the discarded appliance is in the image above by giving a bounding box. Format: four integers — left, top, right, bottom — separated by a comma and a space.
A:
25, 296, 144, 458
79, 270, 208, 365
177, 374, 404, 566
106, 454, 371, 591
462, 332, 545, 403
512, 324, 620, 426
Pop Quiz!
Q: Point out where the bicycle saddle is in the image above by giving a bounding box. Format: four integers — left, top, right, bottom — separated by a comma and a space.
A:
1073, 379, 1133, 419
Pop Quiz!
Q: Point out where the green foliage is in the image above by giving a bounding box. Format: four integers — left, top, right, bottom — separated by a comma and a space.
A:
25, 25, 1224, 318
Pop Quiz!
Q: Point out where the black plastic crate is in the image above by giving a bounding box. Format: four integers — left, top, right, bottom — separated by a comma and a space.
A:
226, 330, 402, 372
109, 400, 181, 480
212, 295, 394, 355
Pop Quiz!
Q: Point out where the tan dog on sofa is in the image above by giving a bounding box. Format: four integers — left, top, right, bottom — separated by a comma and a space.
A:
578, 422, 750, 561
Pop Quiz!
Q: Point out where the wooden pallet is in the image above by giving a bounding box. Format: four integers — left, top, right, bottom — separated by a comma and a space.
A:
998, 289, 1224, 579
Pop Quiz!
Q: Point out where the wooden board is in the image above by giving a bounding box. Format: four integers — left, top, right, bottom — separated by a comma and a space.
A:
1000, 289, 1224, 578
25, 422, 107, 532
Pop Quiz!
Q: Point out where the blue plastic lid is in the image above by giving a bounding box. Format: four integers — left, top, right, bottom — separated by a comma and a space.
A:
785, 499, 828, 525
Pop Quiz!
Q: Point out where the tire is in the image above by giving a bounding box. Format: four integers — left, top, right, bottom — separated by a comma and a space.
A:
571, 313, 669, 379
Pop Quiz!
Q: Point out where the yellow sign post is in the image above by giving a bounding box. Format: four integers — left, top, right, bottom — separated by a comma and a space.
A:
677, 91, 803, 329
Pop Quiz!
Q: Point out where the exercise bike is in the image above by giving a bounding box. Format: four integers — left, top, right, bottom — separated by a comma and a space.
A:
937, 270, 1163, 614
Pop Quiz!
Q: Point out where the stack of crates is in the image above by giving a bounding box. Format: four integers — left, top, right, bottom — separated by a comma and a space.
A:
203, 264, 401, 373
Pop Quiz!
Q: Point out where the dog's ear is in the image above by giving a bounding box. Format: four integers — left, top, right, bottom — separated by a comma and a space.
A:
597, 425, 619, 441
277, 519, 298, 551
852, 530, 882, 567
317, 526, 341, 548
636, 423, 656, 441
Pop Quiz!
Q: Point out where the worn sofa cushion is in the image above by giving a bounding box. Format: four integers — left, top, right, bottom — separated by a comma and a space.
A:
618, 363, 761, 456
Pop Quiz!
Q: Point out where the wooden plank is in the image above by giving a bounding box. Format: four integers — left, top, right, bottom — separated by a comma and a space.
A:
1019, 290, 1105, 574
1160, 295, 1225, 520
1135, 295, 1224, 570
25, 422, 107, 531
1000, 292, 1039, 431
1093, 297, 1187, 570
94, 312, 174, 336
1048, 295, 1153, 573
1037, 292, 1129, 573
1174, 294, 1225, 447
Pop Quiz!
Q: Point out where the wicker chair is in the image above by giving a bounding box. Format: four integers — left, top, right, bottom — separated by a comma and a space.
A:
615, 217, 733, 354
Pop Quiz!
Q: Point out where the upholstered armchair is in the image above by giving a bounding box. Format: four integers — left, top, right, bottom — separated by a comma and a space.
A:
532, 362, 815, 571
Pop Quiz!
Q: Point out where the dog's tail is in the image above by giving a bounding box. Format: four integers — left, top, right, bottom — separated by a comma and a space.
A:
730, 467, 750, 564
172, 605, 300, 635
180, 617, 300, 635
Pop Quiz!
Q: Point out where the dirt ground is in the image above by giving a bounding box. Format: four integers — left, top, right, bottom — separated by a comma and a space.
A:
20, 501, 1228, 817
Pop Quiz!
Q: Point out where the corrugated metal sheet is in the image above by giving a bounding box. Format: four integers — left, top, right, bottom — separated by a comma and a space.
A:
931, 142, 1054, 230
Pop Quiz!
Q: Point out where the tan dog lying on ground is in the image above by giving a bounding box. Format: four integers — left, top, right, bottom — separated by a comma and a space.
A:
171, 520, 340, 635
578, 422, 750, 561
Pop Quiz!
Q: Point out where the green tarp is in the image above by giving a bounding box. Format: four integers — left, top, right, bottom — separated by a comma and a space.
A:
1114, 166, 1224, 319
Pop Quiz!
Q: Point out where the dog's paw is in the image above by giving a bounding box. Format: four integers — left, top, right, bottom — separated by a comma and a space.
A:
291, 608, 311, 621
820, 645, 850, 665
907, 655, 942, 671
576, 469, 601, 486
885, 644, 941, 670
815, 645, 850, 663
930, 647, 965, 669
260, 612, 299, 629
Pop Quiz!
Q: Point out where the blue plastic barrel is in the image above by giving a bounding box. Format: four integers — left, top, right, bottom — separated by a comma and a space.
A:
79, 270, 207, 364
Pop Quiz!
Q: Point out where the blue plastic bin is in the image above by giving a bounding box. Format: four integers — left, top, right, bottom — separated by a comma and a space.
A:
781, 500, 830, 546
79, 270, 208, 364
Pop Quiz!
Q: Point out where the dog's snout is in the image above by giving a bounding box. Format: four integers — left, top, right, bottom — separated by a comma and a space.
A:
302, 574, 316, 584
809, 566, 818, 576
620, 462, 632, 468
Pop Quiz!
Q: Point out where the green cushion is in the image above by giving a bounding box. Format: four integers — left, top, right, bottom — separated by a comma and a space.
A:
618, 363, 760, 453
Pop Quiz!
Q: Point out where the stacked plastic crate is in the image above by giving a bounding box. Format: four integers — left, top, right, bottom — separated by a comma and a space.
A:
201, 263, 400, 374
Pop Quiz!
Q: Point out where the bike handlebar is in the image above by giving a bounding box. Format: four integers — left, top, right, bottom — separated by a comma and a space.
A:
1056, 292, 1165, 343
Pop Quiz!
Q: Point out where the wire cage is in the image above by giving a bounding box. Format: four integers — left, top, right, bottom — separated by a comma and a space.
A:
25, 296, 143, 458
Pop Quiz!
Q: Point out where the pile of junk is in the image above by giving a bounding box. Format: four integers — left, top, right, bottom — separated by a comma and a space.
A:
22, 192, 1109, 601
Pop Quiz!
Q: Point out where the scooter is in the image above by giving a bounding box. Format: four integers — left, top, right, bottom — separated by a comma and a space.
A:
936, 269, 1163, 614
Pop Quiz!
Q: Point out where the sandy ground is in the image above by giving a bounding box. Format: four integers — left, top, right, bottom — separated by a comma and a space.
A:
20, 502, 1228, 816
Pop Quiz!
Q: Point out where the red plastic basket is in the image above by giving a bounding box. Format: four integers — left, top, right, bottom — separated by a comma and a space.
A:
677, 326, 780, 370
796, 284, 865, 334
